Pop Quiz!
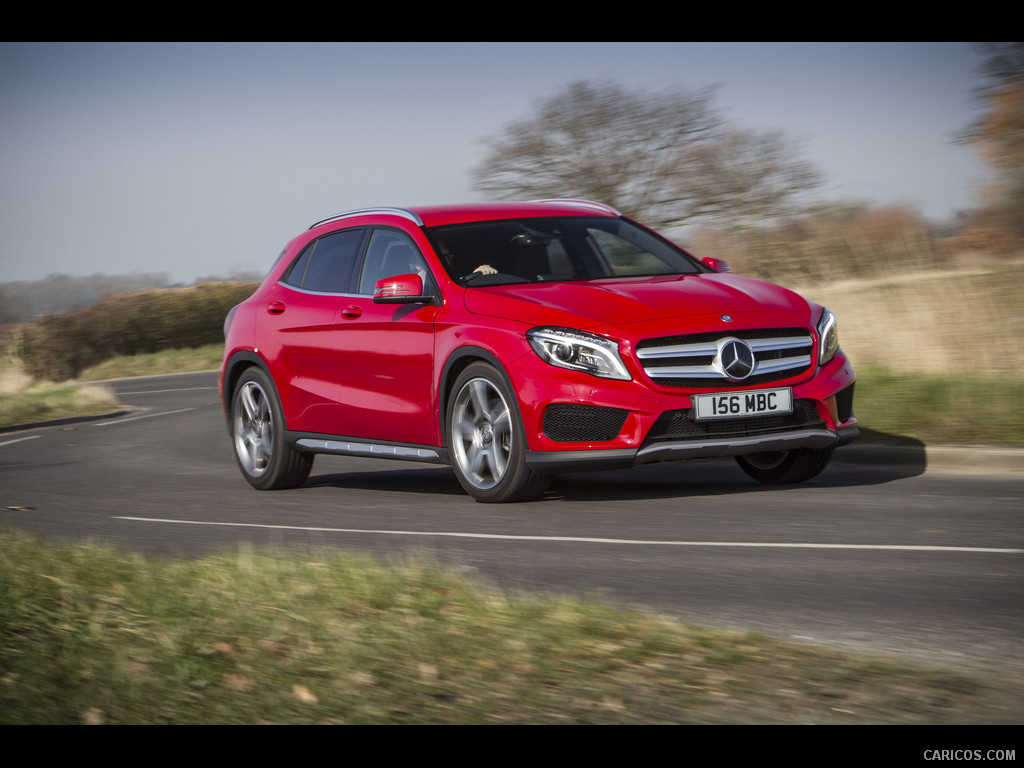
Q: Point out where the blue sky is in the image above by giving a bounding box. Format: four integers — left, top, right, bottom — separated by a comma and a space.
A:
0, 42, 986, 284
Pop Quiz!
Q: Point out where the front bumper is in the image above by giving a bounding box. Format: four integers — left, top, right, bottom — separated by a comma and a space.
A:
525, 424, 858, 473
514, 348, 858, 474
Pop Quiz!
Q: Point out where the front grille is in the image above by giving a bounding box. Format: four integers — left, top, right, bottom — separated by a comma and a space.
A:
543, 404, 629, 443
636, 327, 814, 389
645, 400, 824, 443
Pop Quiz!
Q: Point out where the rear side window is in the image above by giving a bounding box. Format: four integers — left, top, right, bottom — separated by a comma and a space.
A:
282, 229, 367, 293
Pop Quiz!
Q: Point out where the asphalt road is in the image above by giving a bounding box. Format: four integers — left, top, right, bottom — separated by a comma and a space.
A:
2, 371, 1022, 678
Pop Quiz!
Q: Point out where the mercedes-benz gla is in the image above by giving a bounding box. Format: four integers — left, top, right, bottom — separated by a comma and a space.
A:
220, 200, 857, 502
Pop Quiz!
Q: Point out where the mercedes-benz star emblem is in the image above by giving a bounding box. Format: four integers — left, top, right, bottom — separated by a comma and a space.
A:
718, 339, 755, 381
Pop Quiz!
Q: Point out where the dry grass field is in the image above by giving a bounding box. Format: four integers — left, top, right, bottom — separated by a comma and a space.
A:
790, 259, 1024, 378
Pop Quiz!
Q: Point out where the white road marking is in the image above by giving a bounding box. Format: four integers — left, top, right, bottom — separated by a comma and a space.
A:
93, 408, 196, 426
0, 435, 42, 448
117, 387, 217, 395
112, 517, 1023, 554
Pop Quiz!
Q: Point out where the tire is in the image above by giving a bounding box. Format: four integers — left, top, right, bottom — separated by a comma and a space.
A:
735, 447, 834, 484
446, 363, 550, 503
231, 367, 313, 490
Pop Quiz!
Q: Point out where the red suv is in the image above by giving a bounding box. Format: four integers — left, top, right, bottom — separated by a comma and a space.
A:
220, 200, 857, 502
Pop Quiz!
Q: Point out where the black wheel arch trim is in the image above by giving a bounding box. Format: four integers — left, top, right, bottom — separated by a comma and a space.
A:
222, 350, 273, 430
439, 346, 523, 442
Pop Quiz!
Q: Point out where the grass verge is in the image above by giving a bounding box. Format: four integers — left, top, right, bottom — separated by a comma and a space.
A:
853, 368, 1024, 445
75, 344, 224, 382
0, 527, 1016, 725
0, 380, 120, 428
0, 345, 223, 428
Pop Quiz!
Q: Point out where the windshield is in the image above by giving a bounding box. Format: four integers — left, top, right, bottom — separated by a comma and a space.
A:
426, 216, 704, 286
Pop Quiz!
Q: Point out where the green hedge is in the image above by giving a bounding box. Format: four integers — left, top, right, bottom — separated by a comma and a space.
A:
18, 282, 258, 381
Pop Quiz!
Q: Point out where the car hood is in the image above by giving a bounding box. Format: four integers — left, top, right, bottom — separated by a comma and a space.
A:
462, 274, 813, 329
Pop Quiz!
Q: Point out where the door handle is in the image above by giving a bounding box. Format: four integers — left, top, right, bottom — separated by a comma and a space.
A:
341, 305, 363, 319
267, 301, 286, 315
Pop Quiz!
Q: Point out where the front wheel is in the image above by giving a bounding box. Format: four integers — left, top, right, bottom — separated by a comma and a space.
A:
735, 447, 834, 484
447, 363, 550, 503
231, 367, 313, 490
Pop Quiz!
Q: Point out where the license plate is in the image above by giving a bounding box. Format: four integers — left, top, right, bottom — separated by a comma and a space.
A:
692, 388, 793, 421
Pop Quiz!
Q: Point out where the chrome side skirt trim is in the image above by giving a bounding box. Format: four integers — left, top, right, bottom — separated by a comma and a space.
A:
296, 438, 444, 463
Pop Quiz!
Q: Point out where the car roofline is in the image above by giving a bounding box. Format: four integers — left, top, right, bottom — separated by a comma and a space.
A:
307, 200, 622, 231
309, 207, 424, 229
529, 199, 621, 216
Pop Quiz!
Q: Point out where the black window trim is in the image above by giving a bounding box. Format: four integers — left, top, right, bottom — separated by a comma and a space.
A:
280, 226, 370, 294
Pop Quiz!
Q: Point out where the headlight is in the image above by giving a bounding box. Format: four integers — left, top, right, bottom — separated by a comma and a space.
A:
817, 308, 839, 366
527, 327, 631, 381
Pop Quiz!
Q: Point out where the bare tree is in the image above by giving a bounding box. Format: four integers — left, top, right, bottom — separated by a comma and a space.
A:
472, 81, 822, 230
959, 43, 1024, 235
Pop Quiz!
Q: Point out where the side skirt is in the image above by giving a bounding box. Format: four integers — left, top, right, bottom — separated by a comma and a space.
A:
289, 433, 450, 465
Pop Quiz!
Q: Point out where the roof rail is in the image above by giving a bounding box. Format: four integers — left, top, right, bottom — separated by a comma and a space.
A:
530, 199, 621, 216
309, 207, 423, 230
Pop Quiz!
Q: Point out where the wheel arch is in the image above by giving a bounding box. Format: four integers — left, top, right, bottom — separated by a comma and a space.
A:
222, 351, 271, 428
443, 354, 551, 502
439, 346, 518, 447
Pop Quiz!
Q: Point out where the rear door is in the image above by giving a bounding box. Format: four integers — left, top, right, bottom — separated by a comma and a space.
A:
265, 227, 367, 435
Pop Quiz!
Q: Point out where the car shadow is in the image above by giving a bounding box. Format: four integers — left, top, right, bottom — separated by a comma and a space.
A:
299, 430, 927, 504
305, 465, 465, 496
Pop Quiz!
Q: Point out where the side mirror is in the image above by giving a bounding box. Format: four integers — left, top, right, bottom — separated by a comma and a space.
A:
373, 273, 432, 304
701, 256, 731, 273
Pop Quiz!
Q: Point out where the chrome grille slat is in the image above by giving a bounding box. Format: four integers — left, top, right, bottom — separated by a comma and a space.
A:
752, 354, 813, 374
637, 341, 720, 359
748, 335, 813, 351
636, 328, 814, 388
637, 334, 812, 360
646, 366, 724, 378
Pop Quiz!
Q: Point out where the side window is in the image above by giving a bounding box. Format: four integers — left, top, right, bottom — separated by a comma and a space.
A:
587, 228, 669, 275
357, 229, 432, 295
282, 229, 366, 292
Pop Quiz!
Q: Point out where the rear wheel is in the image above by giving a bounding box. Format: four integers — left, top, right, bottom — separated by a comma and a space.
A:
231, 367, 313, 490
447, 363, 550, 502
735, 447, 834, 484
